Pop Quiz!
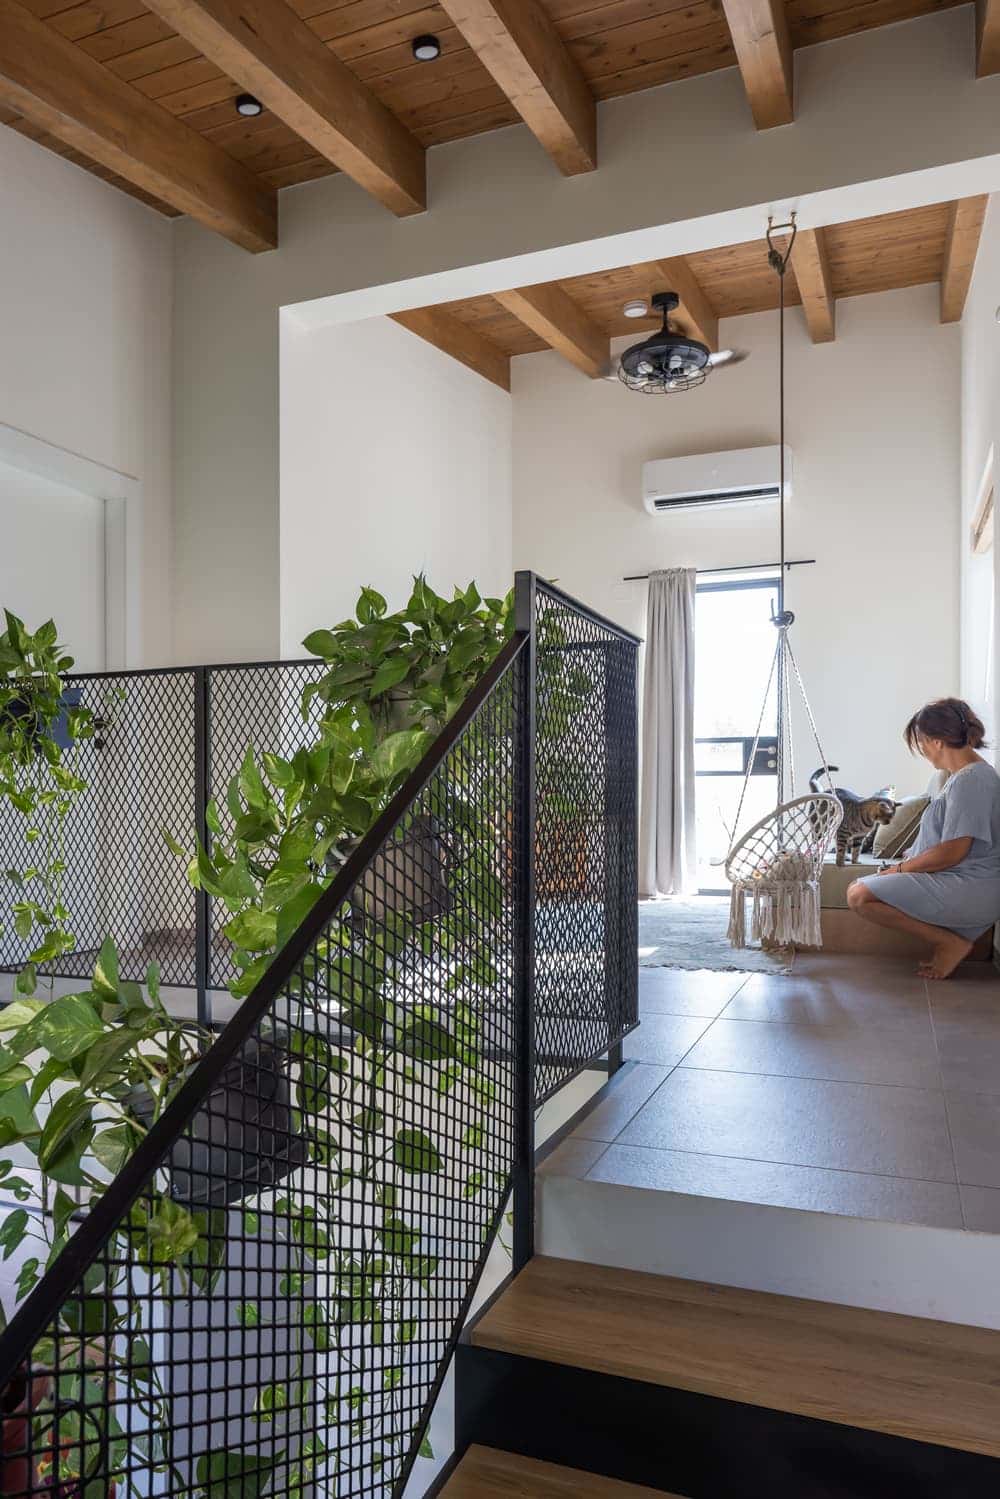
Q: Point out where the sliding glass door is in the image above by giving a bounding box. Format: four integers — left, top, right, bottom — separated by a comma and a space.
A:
694, 576, 781, 892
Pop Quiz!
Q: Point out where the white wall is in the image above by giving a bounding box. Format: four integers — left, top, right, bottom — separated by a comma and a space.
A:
172, 8, 1000, 663
959, 199, 1000, 746
279, 316, 512, 655
0, 460, 106, 671
512, 284, 961, 798
0, 127, 173, 666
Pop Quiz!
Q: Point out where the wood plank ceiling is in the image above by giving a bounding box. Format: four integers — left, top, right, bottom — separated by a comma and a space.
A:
0, 0, 988, 249
401, 199, 985, 389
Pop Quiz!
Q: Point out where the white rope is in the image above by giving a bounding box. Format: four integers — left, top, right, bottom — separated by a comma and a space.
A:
731, 632, 781, 844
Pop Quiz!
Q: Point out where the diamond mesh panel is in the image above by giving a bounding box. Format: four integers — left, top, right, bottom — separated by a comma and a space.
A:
206, 662, 327, 994
0, 671, 199, 987
532, 585, 638, 1101
0, 655, 521, 1499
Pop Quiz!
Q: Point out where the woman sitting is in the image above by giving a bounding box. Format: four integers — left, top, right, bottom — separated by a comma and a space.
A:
847, 698, 1000, 979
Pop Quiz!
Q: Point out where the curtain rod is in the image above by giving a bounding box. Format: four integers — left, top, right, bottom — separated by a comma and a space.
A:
623, 558, 816, 582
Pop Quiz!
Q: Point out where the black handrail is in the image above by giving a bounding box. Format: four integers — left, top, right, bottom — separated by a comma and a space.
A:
534, 578, 642, 646
0, 630, 530, 1392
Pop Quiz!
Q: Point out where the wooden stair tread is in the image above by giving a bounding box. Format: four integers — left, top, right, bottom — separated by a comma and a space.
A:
441, 1446, 683, 1496
469, 1257, 1000, 1459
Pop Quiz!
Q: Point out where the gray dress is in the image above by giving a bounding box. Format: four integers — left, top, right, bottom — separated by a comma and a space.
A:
859, 759, 1000, 940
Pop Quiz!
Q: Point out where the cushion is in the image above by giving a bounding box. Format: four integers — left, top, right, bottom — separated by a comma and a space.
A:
873, 793, 930, 858
927, 768, 951, 797
820, 858, 879, 909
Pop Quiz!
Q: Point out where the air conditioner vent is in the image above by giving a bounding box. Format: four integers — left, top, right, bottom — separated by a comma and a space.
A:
651, 484, 780, 511
643, 445, 792, 516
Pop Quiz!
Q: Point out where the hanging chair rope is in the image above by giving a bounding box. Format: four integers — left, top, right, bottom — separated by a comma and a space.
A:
725, 214, 842, 949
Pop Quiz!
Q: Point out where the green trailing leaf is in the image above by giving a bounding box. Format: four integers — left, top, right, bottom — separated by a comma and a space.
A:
195, 1449, 285, 1499
33, 993, 105, 1061
253, 1382, 288, 1423
14, 1256, 39, 1298
261, 867, 311, 912
92, 938, 121, 1001
92, 1124, 133, 1176
224, 908, 278, 952
143, 1197, 200, 1264
393, 1127, 443, 1175
0, 1208, 29, 1260
302, 628, 339, 658
367, 655, 411, 697
369, 729, 432, 784
0, 1061, 31, 1096
0, 998, 44, 1033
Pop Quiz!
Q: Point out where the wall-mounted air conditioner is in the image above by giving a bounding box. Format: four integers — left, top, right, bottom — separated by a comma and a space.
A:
642, 445, 792, 515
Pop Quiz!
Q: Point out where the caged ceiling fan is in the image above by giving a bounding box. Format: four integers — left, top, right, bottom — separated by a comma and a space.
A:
612, 291, 748, 393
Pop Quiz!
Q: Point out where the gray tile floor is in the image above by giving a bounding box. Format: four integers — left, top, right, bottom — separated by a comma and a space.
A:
544, 953, 1000, 1232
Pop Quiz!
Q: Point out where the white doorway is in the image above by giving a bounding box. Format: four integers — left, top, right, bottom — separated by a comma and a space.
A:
0, 457, 107, 670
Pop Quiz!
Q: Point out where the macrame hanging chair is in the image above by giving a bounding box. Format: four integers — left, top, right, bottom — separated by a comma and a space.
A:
725, 217, 843, 951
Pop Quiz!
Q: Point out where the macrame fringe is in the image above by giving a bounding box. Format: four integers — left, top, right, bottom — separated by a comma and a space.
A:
727, 884, 747, 946
728, 880, 822, 950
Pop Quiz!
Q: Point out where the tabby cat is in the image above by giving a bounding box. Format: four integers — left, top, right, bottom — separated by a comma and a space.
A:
809, 766, 897, 867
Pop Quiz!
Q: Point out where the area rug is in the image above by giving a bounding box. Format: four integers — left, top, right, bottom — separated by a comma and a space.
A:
639, 896, 792, 975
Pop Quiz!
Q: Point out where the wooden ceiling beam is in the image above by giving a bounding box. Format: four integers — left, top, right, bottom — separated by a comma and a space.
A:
391, 308, 511, 391
142, 0, 425, 216
719, 0, 794, 129
0, 0, 276, 250
976, 0, 1000, 76
495, 283, 608, 376
655, 257, 718, 352
436, 0, 596, 175
791, 227, 836, 342
940, 196, 989, 322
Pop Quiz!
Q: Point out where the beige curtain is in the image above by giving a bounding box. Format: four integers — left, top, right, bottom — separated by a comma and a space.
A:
639, 567, 697, 897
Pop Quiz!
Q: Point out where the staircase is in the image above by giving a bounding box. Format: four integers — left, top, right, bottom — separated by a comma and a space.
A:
449, 1257, 1000, 1497
441, 1447, 674, 1496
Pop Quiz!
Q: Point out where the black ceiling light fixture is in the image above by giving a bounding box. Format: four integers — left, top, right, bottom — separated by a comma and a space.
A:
412, 33, 441, 60
235, 93, 264, 117
617, 290, 748, 393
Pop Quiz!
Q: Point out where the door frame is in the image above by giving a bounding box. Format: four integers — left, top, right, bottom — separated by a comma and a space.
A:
0, 420, 139, 669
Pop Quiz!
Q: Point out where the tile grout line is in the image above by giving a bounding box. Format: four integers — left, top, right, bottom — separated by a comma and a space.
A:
577, 1135, 961, 1190
927, 974, 969, 1226
670, 1061, 945, 1093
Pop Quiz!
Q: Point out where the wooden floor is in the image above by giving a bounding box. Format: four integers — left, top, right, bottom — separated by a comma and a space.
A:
469, 1257, 1000, 1458
441, 1445, 682, 1497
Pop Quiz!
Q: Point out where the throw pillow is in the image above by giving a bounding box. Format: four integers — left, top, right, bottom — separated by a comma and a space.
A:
874, 794, 930, 859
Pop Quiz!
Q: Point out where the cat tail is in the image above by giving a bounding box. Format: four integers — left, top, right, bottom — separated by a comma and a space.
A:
809, 765, 839, 793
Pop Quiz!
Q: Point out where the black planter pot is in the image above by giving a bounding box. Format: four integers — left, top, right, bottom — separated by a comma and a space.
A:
130, 1036, 307, 1208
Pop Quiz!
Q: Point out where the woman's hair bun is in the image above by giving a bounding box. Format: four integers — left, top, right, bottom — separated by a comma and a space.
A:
904, 698, 987, 753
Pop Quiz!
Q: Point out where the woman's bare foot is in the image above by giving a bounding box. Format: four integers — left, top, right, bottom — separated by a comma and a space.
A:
919, 933, 974, 979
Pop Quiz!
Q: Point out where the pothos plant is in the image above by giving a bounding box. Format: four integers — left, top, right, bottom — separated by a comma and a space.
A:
0, 613, 216, 1495
0, 582, 523, 1496
173, 578, 517, 1487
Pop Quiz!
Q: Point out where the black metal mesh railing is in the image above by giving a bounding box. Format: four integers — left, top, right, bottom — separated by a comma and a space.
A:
0, 661, 327, 1015
0, 574, 639, 1499
532, 582, 639, 1100
206, 662, 327, 993
0, 670, 200, 988
0, 636, 525, 1499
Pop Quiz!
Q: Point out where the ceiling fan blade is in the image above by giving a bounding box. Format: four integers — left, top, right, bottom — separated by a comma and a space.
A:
707, 347, 750, 369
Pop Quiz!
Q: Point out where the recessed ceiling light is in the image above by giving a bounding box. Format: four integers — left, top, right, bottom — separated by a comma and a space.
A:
235, 93, 264, 117
412, 33, 441, 60
623, 299, 648, 319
